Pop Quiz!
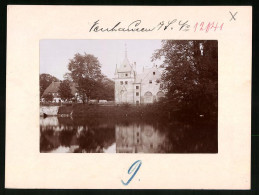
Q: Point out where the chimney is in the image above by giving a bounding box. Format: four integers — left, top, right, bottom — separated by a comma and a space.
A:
133, 62, 136, 71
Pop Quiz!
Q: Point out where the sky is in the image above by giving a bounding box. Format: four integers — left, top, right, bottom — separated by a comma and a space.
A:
40, 40, 163, 80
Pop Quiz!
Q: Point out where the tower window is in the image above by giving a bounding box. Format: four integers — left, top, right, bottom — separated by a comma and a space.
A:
136, 92, 139, 96
125, 81, 128, 85
153, 72, 155, 75
120, 81, 123, 85
136, 86, 139, 89
149, 80, 152, 84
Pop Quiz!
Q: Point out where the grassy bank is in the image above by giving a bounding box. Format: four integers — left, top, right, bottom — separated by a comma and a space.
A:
70, 104, 169, 119
56, 103, 217, 123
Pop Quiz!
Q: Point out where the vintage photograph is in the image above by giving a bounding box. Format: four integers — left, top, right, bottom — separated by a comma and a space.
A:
40, 40, 218, 153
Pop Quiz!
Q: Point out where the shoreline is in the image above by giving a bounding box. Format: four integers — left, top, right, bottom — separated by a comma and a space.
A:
40, 103, 217, 124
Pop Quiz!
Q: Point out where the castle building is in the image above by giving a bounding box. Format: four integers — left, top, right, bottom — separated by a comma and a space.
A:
114, 49, 165, 104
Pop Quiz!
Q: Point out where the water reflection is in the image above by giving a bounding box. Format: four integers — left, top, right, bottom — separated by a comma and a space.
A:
40, 116, 217, 153
116, 124, 168, 153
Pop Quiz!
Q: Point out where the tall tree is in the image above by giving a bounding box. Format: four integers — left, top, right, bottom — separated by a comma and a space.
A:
67, 53, 104, 103
40, 73, 59, 97
92, 77, 115, 101
58, 80, 74, 102
152, 40, 218, 117
63, 72, 73, 82
102, 77, 115, 101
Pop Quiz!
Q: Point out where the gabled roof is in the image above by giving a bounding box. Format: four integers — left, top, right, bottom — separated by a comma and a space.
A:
43, 82, 61, 95
42, 81, 78, 97
135, 67, 163, 83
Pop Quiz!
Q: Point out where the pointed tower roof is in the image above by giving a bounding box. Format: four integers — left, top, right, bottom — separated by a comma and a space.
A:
117, 44, 132, 73
115, 64, 118, 75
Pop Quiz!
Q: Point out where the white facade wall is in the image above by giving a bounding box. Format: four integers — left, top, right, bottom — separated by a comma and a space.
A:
140, 68, 161, 103
114, 75, 135, 104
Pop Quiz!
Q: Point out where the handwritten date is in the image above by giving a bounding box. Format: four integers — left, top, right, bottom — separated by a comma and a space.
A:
194, 22, 224, 32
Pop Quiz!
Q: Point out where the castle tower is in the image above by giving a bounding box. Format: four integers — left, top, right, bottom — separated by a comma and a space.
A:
114, 45, 135, 104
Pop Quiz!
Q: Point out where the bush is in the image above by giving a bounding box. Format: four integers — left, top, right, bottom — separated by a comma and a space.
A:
43, 93, 53, 102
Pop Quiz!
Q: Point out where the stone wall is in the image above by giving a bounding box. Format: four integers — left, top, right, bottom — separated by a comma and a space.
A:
40, 106, 59, 116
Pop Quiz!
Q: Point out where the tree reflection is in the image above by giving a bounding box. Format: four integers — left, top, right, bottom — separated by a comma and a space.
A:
160, 122, 217, 153
59, 129, 77, 147
40, 128, 58, 152
75, 126, 115, 153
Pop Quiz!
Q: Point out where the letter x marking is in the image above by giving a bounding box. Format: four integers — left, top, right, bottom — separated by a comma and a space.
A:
229, 11, 238, 21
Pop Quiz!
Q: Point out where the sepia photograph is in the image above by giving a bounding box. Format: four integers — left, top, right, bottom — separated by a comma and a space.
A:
40, 39, 218, 153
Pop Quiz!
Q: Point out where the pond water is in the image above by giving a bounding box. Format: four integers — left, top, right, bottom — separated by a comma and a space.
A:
40, 116, 217, 153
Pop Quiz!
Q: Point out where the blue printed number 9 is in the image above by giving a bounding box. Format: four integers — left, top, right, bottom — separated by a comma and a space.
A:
121, 160, 142, 186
